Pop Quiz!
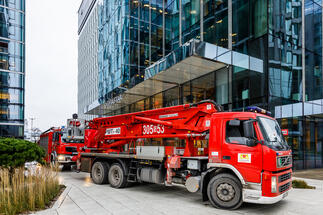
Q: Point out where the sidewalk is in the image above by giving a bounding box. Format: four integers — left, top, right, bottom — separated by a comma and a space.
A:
293, 177, 323, 191
35, 171, 323, 215
293, 168, 323, 180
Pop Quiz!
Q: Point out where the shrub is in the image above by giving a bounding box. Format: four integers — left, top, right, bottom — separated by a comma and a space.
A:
292, 179, 315, 189
0, 138, 45, 169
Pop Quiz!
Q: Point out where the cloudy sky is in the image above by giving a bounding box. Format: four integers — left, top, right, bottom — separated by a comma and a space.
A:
25, 0, 82, 131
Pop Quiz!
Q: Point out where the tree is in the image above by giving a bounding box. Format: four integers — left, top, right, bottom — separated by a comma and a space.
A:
0, 138, 45, 169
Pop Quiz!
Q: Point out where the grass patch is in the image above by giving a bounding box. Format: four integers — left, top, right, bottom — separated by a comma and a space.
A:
0, 165, 63, 215
292, 179, 316, 189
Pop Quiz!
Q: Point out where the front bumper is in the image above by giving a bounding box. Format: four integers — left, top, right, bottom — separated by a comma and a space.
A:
243, 188, 290, 204
57, 154, 76, 164
243, 168, 292, 204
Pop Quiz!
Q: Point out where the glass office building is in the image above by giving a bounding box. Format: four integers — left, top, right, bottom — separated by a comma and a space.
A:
78, 0, 99, 120
86, 0, 323, 169
0, 0, 25, 138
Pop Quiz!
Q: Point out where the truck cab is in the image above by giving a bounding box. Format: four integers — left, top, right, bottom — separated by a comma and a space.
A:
39, 115, 86, 170
206, 111, 292, 207
52, 118, 85, 169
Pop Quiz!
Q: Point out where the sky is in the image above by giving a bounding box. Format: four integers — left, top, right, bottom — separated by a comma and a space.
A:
25, 0, 82, 131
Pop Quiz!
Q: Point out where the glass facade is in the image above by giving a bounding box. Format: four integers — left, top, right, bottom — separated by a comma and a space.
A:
0, 0, 25, 138
203, 0, 228, 47
94, 0, 323, 169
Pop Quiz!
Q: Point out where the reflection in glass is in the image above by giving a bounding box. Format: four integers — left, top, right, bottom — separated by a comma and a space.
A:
203, 0, 228, 47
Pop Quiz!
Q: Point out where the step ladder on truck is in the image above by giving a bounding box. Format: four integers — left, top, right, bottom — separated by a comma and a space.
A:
74, 100, 292, 210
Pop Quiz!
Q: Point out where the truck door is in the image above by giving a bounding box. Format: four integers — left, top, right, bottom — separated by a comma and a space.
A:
221, 118, 263, 183
52, 132, 60, 155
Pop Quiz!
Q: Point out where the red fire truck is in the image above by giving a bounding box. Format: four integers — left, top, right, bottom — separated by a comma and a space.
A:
39, 114, 85, 170
76, 101, 292, 209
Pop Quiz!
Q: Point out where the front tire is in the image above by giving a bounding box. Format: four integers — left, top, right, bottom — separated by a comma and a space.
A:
91, 161, 109, 184
207, 173, 243, 210
108, 163, 127, 188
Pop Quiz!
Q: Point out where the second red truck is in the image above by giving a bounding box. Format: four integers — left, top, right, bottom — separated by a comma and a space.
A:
39, 114, 85, 170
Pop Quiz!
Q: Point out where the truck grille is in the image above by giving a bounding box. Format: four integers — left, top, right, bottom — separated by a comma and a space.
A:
277, 156, 292, 168
65, 146, 77, 153
278, 172, 291, 183
279, 182, 291, 193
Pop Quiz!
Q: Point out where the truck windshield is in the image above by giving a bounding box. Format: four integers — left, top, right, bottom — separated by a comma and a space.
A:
61, 127, 84, 144
258, 117, 290, 151
62, 138, 84, 144
61, 132, 84, 143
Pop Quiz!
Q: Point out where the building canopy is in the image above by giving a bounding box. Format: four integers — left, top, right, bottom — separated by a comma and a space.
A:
87, 39, 263, 115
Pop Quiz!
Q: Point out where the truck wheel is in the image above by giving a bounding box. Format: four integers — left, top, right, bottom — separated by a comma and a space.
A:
207, 173, 243, 210
91, 161, 109, 184
108, 163, 127, 188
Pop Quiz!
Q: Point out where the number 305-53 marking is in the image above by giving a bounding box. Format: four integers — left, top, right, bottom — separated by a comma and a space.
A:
142, 124, 165, 135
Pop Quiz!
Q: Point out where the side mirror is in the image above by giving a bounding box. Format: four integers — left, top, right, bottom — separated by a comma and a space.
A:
246, 138, 257, 147
243, 120, 255, 139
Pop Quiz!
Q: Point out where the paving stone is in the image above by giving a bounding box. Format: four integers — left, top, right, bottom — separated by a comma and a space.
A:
36, 171, 323, 215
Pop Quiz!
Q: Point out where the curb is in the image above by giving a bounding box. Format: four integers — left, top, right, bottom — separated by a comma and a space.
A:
52, 185, 72, 210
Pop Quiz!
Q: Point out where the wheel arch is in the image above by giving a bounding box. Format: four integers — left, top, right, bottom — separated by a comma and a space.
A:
201, 164, 245, 202
113, 158, 129, 176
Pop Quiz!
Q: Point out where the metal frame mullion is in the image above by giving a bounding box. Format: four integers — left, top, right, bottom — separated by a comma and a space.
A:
228, 0, 232, 50
179, 0, 182, 46
302, 0, 305, 104
301, 0, 306, 169
228, 0, 233, 110
163, 0, 165, 57
200, 0, 204, 41
149, 0, 152, 65
322, 0, 323, 103
138, 2, 140, 73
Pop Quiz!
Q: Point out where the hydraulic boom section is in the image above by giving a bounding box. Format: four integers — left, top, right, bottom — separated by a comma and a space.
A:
85, 100, 219, 156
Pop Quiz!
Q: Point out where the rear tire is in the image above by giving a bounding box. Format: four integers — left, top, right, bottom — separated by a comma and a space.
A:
108, 163, 127, 188
207, 173, 243, 210
91, 161, 109, 184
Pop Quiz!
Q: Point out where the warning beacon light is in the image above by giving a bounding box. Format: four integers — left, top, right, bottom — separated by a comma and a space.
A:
245, 106, 271, 116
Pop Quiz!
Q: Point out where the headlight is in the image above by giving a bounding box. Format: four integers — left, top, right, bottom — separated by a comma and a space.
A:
271, 176, 277, 193
57, 155, 65, 161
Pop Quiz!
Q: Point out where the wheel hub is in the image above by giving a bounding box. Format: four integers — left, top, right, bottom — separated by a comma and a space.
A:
112, 169, 120, 183
216, 183, 235, 202
96, 168, 101, 177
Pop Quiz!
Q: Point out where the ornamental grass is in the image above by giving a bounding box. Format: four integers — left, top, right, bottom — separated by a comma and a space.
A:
0, 165, 61, 215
